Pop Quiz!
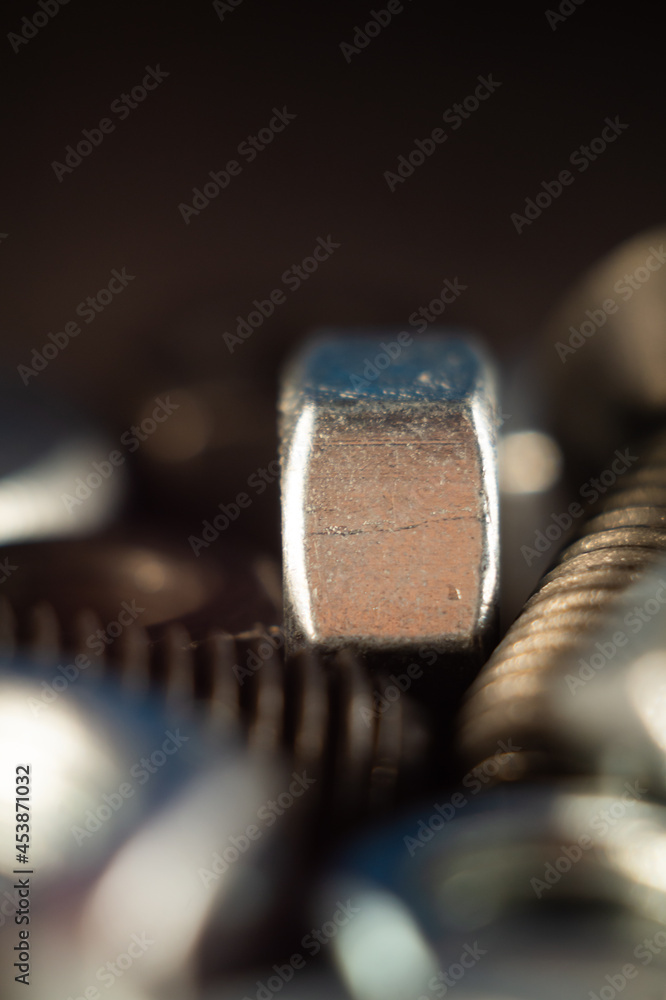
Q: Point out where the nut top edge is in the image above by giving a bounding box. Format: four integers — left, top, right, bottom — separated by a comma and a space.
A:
279, 329, 493, 409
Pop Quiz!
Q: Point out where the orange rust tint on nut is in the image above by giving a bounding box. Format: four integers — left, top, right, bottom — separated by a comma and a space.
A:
307, 410, 482, 640
280, 333, 499, 658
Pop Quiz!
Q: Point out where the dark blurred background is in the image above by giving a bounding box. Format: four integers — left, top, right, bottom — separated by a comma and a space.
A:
0, 0, 663, 556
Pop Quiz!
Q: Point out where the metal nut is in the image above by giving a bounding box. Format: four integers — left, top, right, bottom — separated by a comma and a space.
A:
279, 331, 499, 662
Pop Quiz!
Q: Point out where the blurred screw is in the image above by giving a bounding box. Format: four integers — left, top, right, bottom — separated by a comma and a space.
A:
0, 595, 430, 826
459, 429, 666, 777
515, 226, 666, 476
501, 226, 666, 622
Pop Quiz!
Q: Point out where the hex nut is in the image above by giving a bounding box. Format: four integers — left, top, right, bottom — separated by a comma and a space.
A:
279, 332, 499, 661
